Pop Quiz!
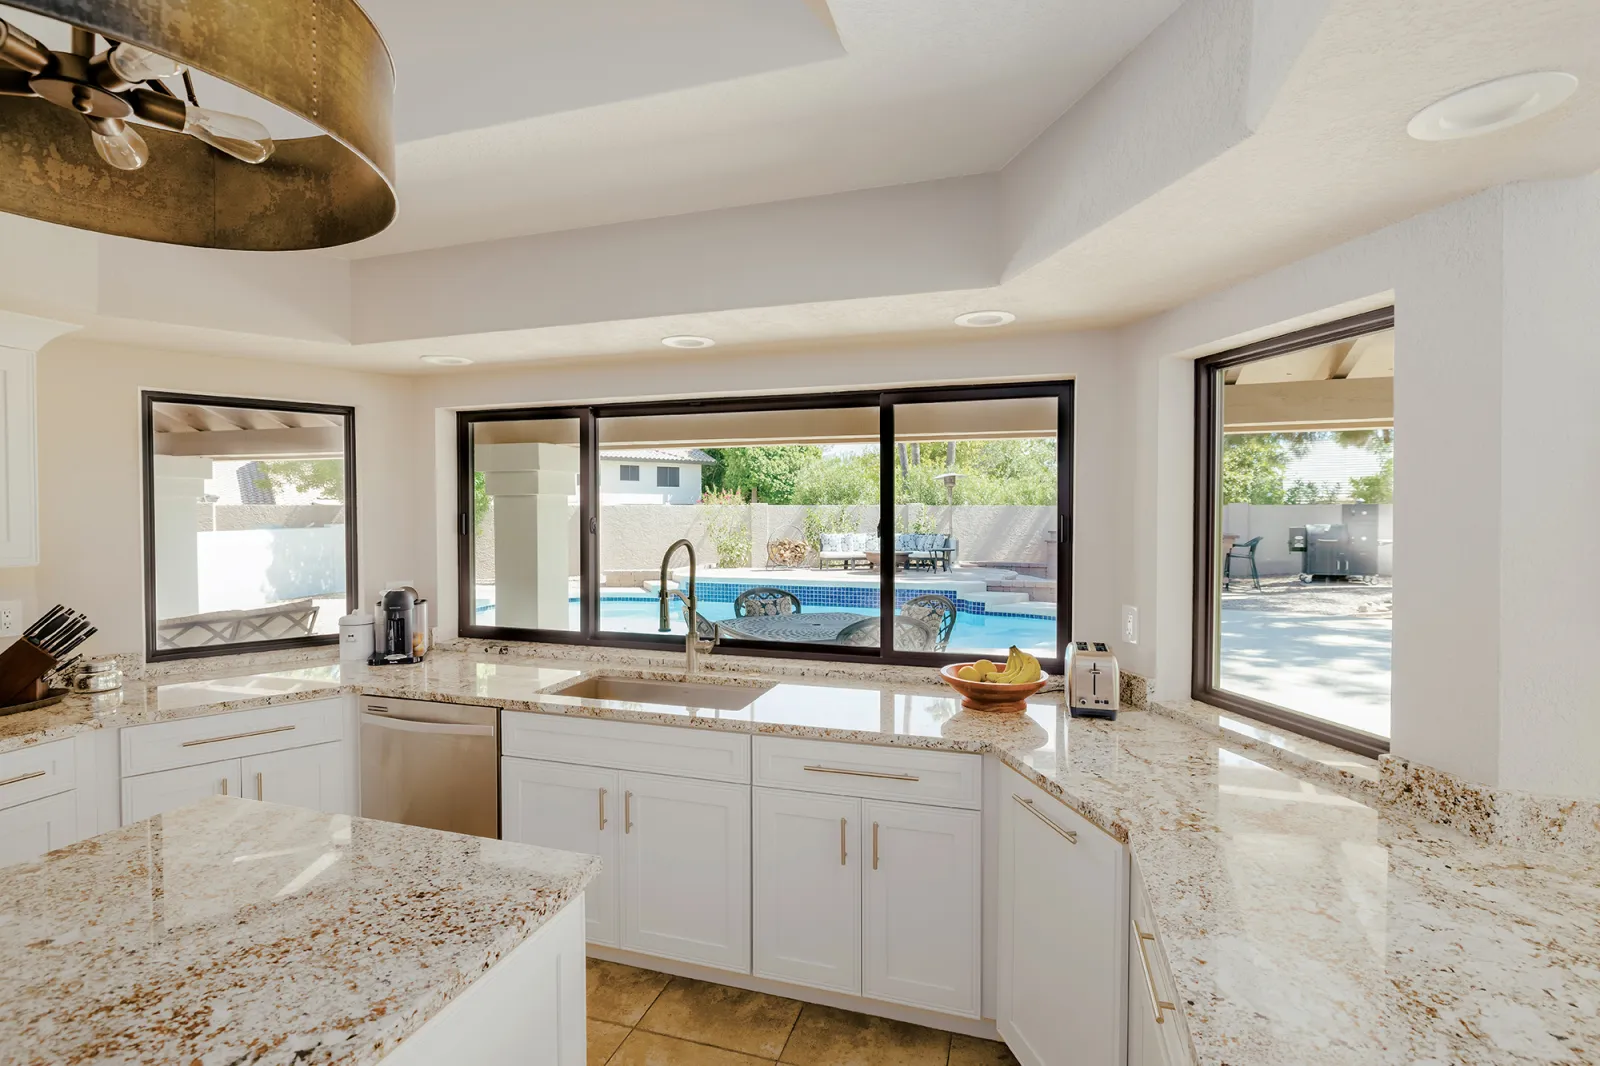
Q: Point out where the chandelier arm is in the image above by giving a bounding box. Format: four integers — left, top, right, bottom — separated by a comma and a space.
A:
69, 26, 93, 57
0, 18, 51, 74
128, 87, 184, 130
0, 67, 36, 96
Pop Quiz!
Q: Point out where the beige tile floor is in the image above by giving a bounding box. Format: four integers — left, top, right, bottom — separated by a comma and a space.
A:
587, 958, 1021, 1066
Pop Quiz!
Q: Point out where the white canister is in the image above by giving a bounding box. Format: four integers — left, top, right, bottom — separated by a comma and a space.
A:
339, 611, 375, 662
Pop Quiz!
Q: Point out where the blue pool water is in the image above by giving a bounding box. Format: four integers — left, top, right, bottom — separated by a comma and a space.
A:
475, 593, 1055, 655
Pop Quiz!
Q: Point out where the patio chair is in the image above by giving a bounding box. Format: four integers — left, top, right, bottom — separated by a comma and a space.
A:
901, 594, 957, 651
818, 532, 872, 570
1224, 536, 1263, 591
834, 615, 935, 651
733, 587, 803, 618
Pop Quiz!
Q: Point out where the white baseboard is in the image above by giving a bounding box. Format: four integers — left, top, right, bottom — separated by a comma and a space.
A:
586, 944, 1002, 1042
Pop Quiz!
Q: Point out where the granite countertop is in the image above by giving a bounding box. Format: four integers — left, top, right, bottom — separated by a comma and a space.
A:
0, 795, 598, 1065
2, 646, 1597, 1065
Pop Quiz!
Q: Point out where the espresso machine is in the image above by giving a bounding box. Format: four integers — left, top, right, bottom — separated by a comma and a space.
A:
369, 586, 428, 665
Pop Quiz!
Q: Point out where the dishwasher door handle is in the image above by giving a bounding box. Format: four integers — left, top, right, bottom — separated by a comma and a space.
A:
359, 712, 496, 737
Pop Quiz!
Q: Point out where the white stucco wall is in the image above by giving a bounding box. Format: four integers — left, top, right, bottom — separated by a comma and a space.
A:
598, 460, 702, 504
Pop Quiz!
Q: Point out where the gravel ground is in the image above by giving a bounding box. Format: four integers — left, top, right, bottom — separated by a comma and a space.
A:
1221, 573, 1392, 616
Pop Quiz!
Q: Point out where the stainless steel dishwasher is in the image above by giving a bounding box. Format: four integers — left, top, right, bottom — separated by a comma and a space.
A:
360, 696, 499, 838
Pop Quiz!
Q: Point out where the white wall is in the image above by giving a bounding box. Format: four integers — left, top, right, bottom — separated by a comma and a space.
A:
598, 460, 702, 505
411, 330, 1126, 651
1121, 176, 1600, 798
20, 338, 416, 656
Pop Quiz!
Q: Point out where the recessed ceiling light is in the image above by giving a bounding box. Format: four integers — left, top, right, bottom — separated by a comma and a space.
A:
662, 335, 716, 349
420, 355, 474, 366
954, 311, 1016, 328
1407, 72, 1579, 141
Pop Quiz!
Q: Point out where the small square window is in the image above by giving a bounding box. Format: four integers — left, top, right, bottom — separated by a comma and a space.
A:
656, 466, 680, 488
619, 464, 640, 482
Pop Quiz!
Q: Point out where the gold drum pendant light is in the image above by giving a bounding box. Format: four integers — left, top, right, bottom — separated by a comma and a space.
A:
0, 0, 395, 250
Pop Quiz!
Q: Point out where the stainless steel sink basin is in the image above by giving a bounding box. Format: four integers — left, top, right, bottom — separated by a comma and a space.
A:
552, 676, 772, 711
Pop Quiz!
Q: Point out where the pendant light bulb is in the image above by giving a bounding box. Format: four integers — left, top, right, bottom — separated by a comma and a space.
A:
183, 107, 275, 164
88, 118, 149, 171
106, 42, 185, 83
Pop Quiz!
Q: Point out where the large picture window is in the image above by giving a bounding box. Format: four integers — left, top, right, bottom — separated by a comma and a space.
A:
459, 383, 1072, 669
142, 392, 357, 661
1194, 309, 1394, 755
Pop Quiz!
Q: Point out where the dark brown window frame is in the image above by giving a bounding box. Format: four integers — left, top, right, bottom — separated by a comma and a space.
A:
458, 381, 1074, 672
1192, 307, 1394, 757
141, 391, 358, 663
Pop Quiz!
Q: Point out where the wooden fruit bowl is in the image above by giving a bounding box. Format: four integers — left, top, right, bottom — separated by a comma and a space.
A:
939, 663, 1049, 714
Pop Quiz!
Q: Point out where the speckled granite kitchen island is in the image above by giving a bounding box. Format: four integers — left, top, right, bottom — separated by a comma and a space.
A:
0, 795, 598, 1065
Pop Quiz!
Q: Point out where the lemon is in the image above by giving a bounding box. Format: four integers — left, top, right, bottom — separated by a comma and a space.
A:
971, 659, 997, 676
957, 666, 981, 682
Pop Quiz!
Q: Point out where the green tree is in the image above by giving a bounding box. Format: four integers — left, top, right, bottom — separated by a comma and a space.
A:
255, 460, 345, 501
1347, 458, 1394, 503
702, 446, 821, 504
1220, 434, 1304, 504
791, 449, 880, 505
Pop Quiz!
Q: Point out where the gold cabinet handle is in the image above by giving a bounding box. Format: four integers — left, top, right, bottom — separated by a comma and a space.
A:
182, 724, 295, 747
598, 787, 608, 831
256, 772, 264, 800
803, 764, 918, 782
1133, 920, 1177, 1024
624, 791, 633, 834
220, 777, 228, 796
871, 821, 879, 870
0, 770, 45, 788
840, 817, 848, 866
1013, 794, 1076, 844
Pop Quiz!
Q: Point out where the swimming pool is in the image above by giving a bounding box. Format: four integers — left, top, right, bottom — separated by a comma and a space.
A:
475, 593, 1056, 656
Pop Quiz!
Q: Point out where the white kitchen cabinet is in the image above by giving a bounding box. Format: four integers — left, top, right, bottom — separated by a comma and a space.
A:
619, 770, 750, 971
502, 757, 620, 947
1127, 857, 1195, 1066
241, 742, 348, 815
997, 769, 1128, 1066
122, 757, 241, 824
861, 799, 981, 1017
753, 787, 861, 994
0, 790, 78, 866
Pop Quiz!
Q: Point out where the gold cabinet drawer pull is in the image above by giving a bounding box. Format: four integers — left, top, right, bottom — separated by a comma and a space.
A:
0, 770, 46, 788
182, 724, 295, 747
220, 777, 228, 796
1013, 795, 1076, 844
598, 787, 608, 831
624, 791, 633, 834
840, 817, 848, 866
256, 772, 264, 800
803, 764, 919, 782
1134, 920, 1177, 1024
871, 821, 879, 870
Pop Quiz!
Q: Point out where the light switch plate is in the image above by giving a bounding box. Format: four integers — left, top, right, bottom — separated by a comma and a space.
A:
0, 600, 21, 638
1121, 605, 1139, 645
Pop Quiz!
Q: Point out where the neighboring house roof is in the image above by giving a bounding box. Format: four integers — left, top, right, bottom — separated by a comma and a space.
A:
1284, 440, 1384, 492
600, 448, 717, 465
236, 461, 276, 505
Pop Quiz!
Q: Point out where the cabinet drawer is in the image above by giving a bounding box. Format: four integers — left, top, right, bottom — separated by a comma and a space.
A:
753, 737, 980, 809
121, 697, 346, 777
0, 737, 77, 811
501, 712, 750, 783
1129, 855, 1196, 1065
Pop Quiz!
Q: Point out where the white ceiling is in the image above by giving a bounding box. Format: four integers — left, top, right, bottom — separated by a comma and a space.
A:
5, 0, 1600, 373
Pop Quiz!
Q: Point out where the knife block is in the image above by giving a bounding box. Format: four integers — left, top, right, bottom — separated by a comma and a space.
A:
0, 640, 56, 708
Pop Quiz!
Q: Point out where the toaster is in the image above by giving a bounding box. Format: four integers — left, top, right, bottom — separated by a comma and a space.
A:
1068, 641, 1119, 719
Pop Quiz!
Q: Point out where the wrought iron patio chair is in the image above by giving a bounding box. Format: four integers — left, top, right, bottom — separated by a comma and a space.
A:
1224, 536, 1263, 591
733, 587, 803, 618
901, 594, 957, 651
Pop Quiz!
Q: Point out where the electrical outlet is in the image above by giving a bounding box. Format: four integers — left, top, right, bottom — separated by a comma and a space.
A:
0, 600, 22, 639
1121, 605, 1139, 645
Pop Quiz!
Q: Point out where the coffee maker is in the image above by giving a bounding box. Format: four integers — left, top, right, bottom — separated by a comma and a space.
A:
369, 586, 428, 665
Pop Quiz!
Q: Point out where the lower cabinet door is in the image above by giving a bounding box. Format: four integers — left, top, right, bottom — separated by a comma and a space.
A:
619, 771, 751, 972
861, 799, 981, 1017
241, 742, 350, 815
0, 790, 78, 866
998, 774, 1128, 1066
122, 758, 241, 824
753, 787, 861, 994
501, 757, 620, 947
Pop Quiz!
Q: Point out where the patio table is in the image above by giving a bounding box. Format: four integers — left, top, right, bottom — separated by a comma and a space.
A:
716, 611, 874, 642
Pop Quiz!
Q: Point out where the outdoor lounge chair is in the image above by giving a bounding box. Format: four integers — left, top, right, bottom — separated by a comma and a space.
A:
818, 532, 873, 569
1224, 536, 1263, 591
895, 533, 957, 571
157, 599, 321, 650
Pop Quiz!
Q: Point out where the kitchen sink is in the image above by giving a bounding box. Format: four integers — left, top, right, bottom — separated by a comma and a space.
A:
552, 676, 772, 711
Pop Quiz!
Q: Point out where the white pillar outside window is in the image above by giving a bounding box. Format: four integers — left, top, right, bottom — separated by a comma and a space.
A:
478, 443, 579, 630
